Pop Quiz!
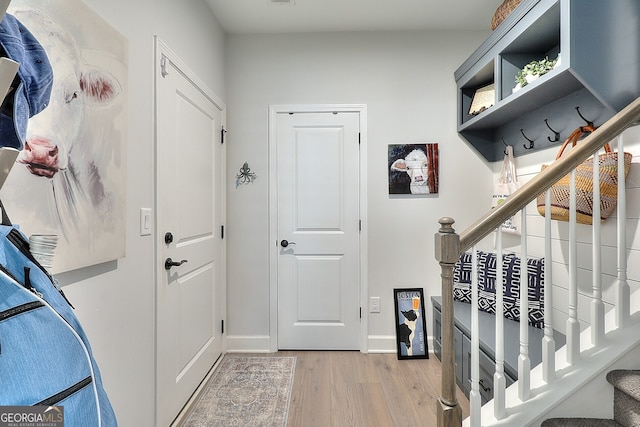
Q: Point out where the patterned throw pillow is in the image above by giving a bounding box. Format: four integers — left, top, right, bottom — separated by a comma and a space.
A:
453, 252, 473, 303
503, 256, 545, 328
477, 251, 498, 315
451, 250, 545, 329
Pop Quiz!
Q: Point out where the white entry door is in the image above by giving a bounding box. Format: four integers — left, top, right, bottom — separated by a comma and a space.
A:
275, 110, 361, 350
155, 40, 224, 426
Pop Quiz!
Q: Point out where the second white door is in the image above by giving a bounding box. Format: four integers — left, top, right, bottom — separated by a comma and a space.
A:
275, 110, 361, 350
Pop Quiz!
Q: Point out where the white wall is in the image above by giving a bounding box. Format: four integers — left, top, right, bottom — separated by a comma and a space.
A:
224, 30, 494, 352
15, 1, 226, 426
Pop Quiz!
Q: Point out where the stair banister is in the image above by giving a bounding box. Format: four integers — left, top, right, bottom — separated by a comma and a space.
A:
436, 95, 640, 427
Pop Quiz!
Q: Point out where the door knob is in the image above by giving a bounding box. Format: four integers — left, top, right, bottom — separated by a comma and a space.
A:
165, 258, 188, 270
164, 232, 174, 244
280, 239, 296, 248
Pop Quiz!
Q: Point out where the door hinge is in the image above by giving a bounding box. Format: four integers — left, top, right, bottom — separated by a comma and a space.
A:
221, 127, 227, 144
359, 220, 361, 232
160, 55, 169, 78
358, 133, 361, 145
221, 319, 225, 334
221, 225, 225, 239
360, 307, 362, 319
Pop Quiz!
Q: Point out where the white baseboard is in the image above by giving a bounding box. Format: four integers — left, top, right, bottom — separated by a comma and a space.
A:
224, 334, 435, 355
224, 335, 272, 353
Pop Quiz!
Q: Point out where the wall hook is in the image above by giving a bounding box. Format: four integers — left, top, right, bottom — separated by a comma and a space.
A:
544, 119, 560, 142
521, 129, 534, 150
576, 106, 594, 128
502, 137, 509, 155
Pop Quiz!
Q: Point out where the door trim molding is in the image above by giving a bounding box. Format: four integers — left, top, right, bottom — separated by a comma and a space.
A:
268, 104, 368, 352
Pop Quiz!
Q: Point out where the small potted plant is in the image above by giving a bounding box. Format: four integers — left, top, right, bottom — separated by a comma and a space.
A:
513, 55, 559, 92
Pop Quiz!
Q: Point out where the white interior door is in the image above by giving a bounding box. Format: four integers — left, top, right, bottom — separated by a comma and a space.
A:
275, 111, 360, 350
155, 40, 224, 426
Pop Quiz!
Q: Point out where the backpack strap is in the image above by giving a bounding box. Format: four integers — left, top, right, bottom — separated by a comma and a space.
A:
0, 198, 11, 226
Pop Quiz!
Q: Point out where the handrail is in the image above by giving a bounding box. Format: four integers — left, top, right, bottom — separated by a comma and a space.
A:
459, 96, 640, 253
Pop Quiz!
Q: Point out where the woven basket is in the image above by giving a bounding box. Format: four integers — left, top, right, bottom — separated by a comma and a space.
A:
491, 0, 522, 30
536, 126, 632, 225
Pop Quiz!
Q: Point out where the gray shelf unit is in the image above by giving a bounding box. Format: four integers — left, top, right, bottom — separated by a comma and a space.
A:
455, 0, 640, 161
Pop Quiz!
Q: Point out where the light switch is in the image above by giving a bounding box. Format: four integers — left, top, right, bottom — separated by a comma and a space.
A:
140, 208, 152, 236
370, 297, 381, 313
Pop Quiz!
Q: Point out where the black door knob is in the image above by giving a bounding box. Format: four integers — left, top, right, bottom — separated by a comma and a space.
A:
280, 239, 296, 248
164, 232, 174, 244
165, 258, 187, 270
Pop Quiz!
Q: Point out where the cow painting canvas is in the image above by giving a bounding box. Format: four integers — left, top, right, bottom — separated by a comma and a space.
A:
388, 143, 439, 195
393, 288, 428, 360
1, 0, 127, 273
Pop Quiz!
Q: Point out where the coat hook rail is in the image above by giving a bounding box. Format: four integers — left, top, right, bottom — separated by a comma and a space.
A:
544, 119, 560, 142
521, 128, 534, 150
576, 106, 594, 128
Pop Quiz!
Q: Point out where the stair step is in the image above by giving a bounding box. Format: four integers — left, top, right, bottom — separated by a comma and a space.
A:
541, 419, 622, 427
607, 370, 640, 401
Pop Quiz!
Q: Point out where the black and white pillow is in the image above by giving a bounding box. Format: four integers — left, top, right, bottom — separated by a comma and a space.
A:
503, 255, 545, 329
453, 252, 473, 303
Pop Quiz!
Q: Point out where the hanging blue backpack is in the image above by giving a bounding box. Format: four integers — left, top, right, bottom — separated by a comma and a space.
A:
0, 206, 117, 426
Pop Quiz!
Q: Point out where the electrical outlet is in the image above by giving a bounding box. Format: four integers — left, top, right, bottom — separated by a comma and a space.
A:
369, 297, 381, 313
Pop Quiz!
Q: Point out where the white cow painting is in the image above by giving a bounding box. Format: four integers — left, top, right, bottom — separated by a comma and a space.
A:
388, 143, 439, 195
1, 0, 127, 273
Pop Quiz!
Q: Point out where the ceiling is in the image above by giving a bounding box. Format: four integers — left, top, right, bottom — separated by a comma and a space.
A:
205, 0, 506, 34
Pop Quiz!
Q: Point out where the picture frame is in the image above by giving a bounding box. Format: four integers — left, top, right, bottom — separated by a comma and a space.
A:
393, 288, 429, 360
469, 83, 495, 116
388, 143, 439, 195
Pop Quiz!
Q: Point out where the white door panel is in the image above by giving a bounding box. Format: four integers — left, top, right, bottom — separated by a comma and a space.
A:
276, 111, 360, 350
155, 40, 224, 426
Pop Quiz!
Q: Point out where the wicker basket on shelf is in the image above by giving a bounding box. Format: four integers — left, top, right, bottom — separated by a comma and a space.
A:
491, 0, 522, 30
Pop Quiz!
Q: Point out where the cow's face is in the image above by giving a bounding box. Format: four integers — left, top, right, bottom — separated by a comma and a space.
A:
14, 9, 120, 179
390, 149, 429, 187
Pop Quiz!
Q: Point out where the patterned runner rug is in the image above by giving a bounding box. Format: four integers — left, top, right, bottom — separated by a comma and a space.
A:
180, 355, 296, 427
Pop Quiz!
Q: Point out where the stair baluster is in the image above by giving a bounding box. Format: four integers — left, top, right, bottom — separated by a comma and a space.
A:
567, 169, 581, 365
470, 247, 481, 424
616, 134, 630, 328
592, 149, 605, 346
494, 229, 506, 419
519, 211, 531, 400
543, 188, 556, 383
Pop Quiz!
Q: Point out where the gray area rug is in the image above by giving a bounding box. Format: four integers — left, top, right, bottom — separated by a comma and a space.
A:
181, 356, 296, 427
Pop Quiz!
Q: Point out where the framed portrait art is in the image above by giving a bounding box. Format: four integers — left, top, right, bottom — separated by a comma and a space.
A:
388, 143, 439, 195
393, 288, 429, 360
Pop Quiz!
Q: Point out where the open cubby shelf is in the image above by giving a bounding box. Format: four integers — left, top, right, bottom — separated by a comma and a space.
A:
455, 0, 640, 161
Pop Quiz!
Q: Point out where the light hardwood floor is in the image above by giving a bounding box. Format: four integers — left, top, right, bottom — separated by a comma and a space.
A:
251, 351, 470, 427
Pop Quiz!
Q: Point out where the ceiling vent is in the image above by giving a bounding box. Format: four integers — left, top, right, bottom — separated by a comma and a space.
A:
270, 0, 295, 4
